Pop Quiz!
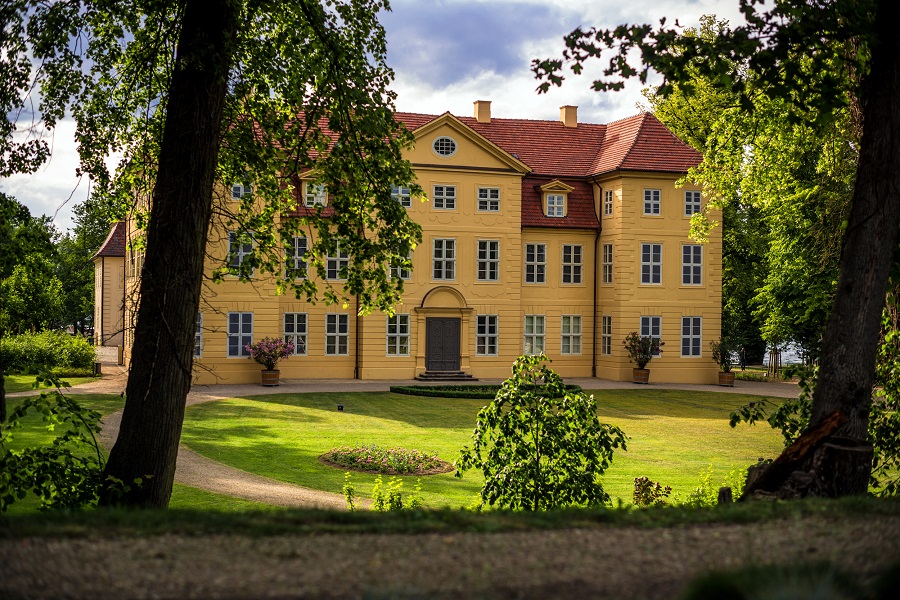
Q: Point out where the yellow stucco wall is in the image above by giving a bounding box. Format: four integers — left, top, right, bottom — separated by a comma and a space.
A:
93, 256, 124, 347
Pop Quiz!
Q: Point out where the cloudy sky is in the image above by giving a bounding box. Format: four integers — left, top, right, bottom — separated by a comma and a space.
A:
2, 0, 744, 231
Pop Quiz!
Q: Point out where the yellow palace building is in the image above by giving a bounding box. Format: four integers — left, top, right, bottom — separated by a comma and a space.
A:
95, 102, 721, 385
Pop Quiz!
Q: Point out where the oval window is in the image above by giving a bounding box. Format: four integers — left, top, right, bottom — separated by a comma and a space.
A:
432, 136, 457, 157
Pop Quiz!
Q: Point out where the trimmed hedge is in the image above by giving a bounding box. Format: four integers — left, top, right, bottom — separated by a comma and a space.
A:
0, 331, 95, 371
389, 383, 583, 399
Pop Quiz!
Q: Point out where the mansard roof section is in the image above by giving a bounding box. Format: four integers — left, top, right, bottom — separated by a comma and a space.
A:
522, 176, 599, 230
93, 221, 126, 259
590, 113, 702, 176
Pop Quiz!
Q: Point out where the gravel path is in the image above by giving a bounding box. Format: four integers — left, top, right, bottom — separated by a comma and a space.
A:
9, 356, 800, 510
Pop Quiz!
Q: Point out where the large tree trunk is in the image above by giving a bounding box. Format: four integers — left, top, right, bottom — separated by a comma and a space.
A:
99, 0, 238, 508
759, 0, 900, 498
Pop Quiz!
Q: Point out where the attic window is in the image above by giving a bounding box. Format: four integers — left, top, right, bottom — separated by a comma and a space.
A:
545, 194, 566, 218
432, 136, 457, 157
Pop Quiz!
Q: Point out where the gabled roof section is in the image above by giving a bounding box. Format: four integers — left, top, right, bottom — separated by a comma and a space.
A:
93, 221, 126, 259
590, 113, 701, 176
522, 177, 599, 230
408, 112, 532, 174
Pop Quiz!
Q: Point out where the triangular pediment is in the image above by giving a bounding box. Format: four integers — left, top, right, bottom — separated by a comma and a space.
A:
538, 180, 575, 193
410, 113, 531, 174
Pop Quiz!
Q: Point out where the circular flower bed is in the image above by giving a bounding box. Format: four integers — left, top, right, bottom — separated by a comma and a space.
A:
319, 444, 454, 476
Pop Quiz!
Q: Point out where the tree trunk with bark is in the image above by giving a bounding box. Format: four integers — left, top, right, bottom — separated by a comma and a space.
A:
99, 0, 238, 508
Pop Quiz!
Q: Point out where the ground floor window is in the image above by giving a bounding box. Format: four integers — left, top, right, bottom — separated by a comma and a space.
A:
524, 315, 545, 355
284, 313, 307, 355
227, 312, 253, 357
326, 314, 349, 355
681, 316, 702, 357
640, 315, 661, 356
560, 315, 582, 354
476, 315, 498, 355
387, 314, 410, 356
601, 315, 612, 355
194, 312, 202, 358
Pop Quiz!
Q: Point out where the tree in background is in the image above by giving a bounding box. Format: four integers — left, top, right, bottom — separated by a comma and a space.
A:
2, 0, 421, 507
536, 0, 899, 496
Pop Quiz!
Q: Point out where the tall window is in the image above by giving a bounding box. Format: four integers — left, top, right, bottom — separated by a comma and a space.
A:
386, 314, 410, 356
682, 244, 702, 285
390, 250, 412, 280
644, 189, 661, 215
640, 316, 662, 356
525, 243, 546, 283
228, 231, 253, 271
602, 244, 613, 284
477, 240, 500, 281
227, 312, 253, 357
326, 243, 349, 280
433, 239, 455, 280
287, 236, 307, 279
305, 182, 327, 207
641, 243, 662, 284
561, 315, 582, 354
231, 183, 252, 200
684, 190, 701, 216
601, 315, 612, 355
325, 314, 349, 355
562, 244, 582, 284
433, 185, 456, 209
603, 189, 613, 216
478, 187, 500, 211
546, 194, 565, 217
284, 313, 307, 355
524, 315, 545, 355
392, 185, 411, 207
681, 316, 702, 357
476, 315, 498, 355
194, 312, 203, 358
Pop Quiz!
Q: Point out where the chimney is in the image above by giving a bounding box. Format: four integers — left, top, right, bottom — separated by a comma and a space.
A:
560, 105, 577, 128
474, 100, 492, 123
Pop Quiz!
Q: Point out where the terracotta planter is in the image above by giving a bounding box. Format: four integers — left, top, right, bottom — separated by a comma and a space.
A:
632, 368, 650, 384
718, 371, 735, 387
261, 369, 280, 386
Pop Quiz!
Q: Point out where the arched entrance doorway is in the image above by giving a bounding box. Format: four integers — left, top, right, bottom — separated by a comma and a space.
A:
415, 286, 474, 379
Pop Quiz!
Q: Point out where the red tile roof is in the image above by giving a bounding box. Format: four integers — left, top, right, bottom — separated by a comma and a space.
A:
94, 221, 126, 258
521, 177, 599, 229
591, 113, 702, 175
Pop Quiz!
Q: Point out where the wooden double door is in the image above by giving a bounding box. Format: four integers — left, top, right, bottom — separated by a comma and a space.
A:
425, 317, 460, 371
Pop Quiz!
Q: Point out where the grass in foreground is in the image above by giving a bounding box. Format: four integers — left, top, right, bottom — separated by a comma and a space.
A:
179, 389, 785, 508
4, 373, 99, 394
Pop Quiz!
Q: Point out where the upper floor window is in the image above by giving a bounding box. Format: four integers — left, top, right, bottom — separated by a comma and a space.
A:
392, 185, 412, 208
231, 183, 252, 200
433, 238, 456, 280
477, 240, 500, 281
644, 189, 661, 215
286, 236, 307, 279
546, 194, 565, 217
641, 243, 662, 284
603, 189, 613, 216
478, 187, 500, 212
682, 244, 703, 285
602, 244, 613, 284
432, 136, 457, 157
685, 190, 701, 216
326, 243, 349, 280
228, 231, 253, 273
525, 243, 546, 284
433, 185, 456, 210
305, 182, 327, 207
562, 244, 582, 284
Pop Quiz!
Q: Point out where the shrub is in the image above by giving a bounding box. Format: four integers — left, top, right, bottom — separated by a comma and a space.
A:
632, 476, 672, 507
623, 332, 663, 369
390, 383, 582, 399
0, 331, 95, 371
322, 444, 445, 475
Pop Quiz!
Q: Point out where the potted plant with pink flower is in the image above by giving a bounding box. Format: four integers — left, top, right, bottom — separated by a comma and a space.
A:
246, 337, 295, 386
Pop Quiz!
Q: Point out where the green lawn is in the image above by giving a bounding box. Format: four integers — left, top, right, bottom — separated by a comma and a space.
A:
4, 373, 99, 393
180, 389, 785, 508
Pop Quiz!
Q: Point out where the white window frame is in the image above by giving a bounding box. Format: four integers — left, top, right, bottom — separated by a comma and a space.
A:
681, 316, 702, 357
562, 244, 582, 284
284, 313, 308, 356
545, 194, 565, 217
682, 244, 703, 285
477, 187, 500, 212
644, 189, 661, 215
476, 315, 498, 356
684, 190, 702, 216
524, 315, 546, 355
392, 185, 412, 208
386, 314, 410, 356
231, 182, 252, 200
603, 189, 613, 216
326, 243, 350, 280
601, 315, 612, 356
561, 315, 582, 355
432, 238, 456, 280
477, 240, 500, 281
641, 243, 662, 285
640, 316, 662, 356
390, 250, 412, 280
228, 231, 254, 273
432, 136, 457, 157
227, 312, 253, 358
194, 312, 203, 358
325, 313, 349, 356
433, 185, 456, 210
287, 236, 307, 279
602, 243, 613, 284
305, 182, 327, 207
525, 243, 546, 284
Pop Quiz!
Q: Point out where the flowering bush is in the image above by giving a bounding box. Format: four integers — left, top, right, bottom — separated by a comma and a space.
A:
623, 332, 663, 369
323, 444, 445, 475
245, 337, 294, 370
